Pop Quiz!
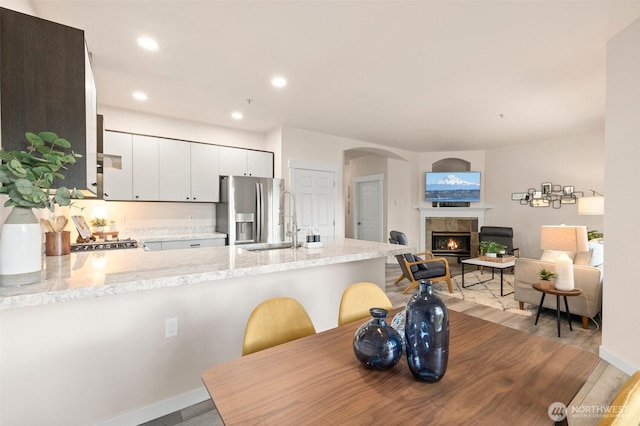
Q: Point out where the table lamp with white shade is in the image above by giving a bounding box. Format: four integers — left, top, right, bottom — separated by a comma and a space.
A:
540, 225, 589, 291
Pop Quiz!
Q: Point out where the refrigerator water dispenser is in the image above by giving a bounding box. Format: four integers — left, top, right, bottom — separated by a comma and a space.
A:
235, 213, 255, 243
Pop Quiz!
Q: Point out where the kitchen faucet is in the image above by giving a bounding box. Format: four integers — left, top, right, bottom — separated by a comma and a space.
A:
279, 190, 300, 249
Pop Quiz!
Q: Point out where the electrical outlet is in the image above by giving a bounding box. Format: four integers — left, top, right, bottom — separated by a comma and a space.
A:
119, 215, 126, 225
188, 213, 195, 220
165, 317, 178, 338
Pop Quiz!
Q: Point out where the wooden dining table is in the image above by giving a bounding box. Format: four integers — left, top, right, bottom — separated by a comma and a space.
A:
202, 309, 599, 425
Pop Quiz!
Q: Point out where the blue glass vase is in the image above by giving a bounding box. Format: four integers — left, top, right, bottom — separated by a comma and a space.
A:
353, 308, 402, 370
404, 280, 449, 382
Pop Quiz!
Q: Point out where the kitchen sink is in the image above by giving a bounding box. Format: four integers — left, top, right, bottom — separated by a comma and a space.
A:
241, 242, 296, 251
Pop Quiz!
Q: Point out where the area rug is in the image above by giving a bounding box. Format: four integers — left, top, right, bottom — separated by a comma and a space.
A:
387, 270, 535, 317
440, 270, 534, 316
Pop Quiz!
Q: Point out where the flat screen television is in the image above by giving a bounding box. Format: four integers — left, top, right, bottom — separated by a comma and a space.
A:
425, 171, 481, 202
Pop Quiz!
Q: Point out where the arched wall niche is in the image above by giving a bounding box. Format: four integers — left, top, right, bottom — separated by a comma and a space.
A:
432, 157, 470, 172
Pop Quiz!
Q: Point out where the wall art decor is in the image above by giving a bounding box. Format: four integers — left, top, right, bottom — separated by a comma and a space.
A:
511, 183, 583, 209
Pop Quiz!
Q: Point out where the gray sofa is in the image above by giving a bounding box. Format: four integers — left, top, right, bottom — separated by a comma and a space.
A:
514, 257, 603, 329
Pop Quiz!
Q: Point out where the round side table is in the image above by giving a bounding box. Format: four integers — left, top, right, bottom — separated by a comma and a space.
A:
532, 282, 582, 337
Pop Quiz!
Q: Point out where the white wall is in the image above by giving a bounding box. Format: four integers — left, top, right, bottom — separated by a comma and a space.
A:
266, 126, 283, 179
600, 17, 640, 375
279, 126, 418, 243
387, 157, 412, 240
484, 132, 605, 258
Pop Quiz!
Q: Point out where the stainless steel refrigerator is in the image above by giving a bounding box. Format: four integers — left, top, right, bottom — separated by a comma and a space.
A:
216, 176, 285, 245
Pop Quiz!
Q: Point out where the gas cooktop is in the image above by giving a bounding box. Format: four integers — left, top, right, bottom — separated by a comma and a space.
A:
70, 239, 139, 252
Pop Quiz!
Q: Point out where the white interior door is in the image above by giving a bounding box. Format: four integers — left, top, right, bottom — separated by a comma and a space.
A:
354, 175, 383, 242
292, 168, 335, 238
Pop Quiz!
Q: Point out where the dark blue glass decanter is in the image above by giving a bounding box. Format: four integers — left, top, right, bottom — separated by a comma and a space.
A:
353, 308, 402, 370
404, 280, 449, 382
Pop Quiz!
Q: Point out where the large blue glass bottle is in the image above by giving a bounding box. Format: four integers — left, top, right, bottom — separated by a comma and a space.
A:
353, 308, 402, 370
404, 280, 449, 382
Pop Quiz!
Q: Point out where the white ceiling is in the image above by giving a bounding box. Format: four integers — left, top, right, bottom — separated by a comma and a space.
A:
29, 0, 640, 152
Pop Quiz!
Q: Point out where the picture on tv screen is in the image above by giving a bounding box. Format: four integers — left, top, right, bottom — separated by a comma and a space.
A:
426, 172, 481, 202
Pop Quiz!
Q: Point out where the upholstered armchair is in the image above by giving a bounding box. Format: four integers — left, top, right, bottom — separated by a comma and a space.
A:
389, 231, 453, 294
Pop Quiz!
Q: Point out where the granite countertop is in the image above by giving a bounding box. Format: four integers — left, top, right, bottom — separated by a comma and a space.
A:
0, 238, 411, 310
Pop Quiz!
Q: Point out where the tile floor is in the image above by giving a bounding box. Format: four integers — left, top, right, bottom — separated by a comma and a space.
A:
142, 264, 627, 426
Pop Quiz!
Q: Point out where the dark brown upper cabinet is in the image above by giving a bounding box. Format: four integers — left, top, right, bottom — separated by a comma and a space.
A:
0, 7, 97, 194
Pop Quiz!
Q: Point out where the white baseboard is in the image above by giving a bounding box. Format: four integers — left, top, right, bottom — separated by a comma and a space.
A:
96, 386, 210, 426
599, 345, 639, 376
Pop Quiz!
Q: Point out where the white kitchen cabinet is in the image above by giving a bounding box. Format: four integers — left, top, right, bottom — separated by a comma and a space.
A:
218, 146, 247, 176
247, 150, 274, 177
132, 135, 160, 200
219, 146, 273, 177
102, 130, 271, 201
159, 139, 191, 201
159, 140, 220, 202
102, 131, 133, 200
191, 143, 220, 202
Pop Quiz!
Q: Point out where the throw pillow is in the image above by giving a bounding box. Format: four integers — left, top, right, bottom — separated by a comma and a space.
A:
588, 240, 604, 267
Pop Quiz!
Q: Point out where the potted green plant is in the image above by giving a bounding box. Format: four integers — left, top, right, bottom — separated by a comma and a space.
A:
479, 240, 507, 257
90, 217, 108, 232
587, 229, 603, 240
538, 268, 556, 289
0, 131, 83, 210
538, 268, 556, 281
0, 131, 83, 286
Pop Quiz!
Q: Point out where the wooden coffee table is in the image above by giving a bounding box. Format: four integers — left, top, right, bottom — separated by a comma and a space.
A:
532, 282, 582, 337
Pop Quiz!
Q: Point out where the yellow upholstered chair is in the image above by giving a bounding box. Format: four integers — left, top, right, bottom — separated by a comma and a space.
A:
338, 282, 394, 326
598, 371, 640, 426
242, 297, 316, 356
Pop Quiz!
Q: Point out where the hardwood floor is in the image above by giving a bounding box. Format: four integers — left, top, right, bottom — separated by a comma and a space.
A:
142, 264, 627, 426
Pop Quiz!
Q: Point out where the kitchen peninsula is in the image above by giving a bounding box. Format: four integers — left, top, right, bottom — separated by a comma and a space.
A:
0, 238, 409, 425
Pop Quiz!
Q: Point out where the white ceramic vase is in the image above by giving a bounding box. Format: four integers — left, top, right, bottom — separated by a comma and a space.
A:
0, 207, 42, 286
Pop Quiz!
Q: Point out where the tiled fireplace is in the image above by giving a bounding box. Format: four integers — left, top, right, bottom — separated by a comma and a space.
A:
417, 206, 490, 255
426, 217, 479, 260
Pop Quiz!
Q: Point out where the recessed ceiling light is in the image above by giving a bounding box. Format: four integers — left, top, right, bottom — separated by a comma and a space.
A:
271, 76, 287, 88
132, 91, 148, 101
137, 36, 158, 50
231, 112, 243, 120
